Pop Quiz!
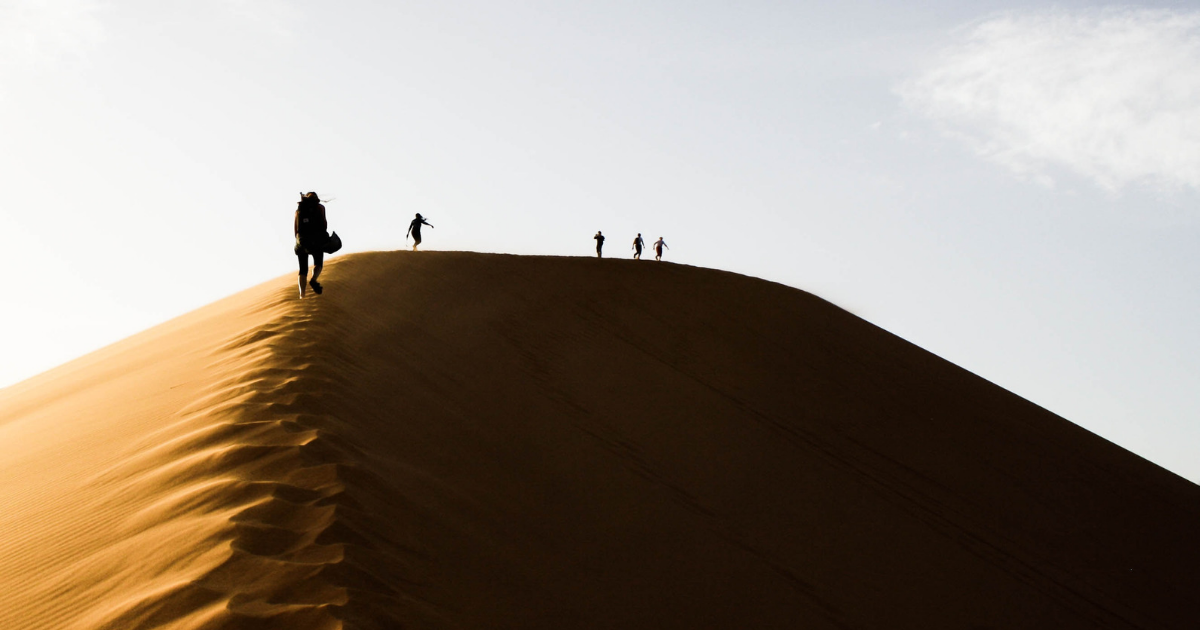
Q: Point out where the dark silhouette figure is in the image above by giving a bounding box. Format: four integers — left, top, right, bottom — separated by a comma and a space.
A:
407, 213, 434, 251
633, 233, 644, 259
294, 192, 327, 297
594, 231, 605, 257
654, 237, 669, 261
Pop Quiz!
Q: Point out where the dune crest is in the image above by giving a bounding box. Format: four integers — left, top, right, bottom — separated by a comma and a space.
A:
83, 306, 421, 629
2, 251, 1198, 629
0, 271, 428, 629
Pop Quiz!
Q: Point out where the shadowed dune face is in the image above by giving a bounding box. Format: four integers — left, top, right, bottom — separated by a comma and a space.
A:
1, 251, 1198, 630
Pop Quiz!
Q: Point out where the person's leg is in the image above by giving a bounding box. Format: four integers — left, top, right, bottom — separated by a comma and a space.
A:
310, 251, 324, 294
412, 235, 421, 251
297, 253, 309, 297
311, 251, 323, 281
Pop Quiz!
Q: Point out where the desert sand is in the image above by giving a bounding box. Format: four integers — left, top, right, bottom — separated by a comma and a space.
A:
1, 251, 1197, 629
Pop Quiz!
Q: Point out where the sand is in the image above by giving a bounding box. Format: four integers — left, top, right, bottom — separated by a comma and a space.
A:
1, 251, 1197, 629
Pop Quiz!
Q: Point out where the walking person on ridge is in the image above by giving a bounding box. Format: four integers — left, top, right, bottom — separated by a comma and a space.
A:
594, 231, 605, 258
633, 233, 644, 260
653, 236, 669, 261
294, 192, 327, 297
407, 213, 434, 251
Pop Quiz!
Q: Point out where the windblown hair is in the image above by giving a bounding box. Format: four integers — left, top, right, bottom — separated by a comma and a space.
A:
298, 192, 321, 210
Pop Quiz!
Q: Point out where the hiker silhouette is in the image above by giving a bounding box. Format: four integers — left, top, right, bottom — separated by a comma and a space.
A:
654, 237, 669, 261
594, 231, 605, 258
407, 213, 434, 251
294, 192, 327, 297
633, 233, 644, 259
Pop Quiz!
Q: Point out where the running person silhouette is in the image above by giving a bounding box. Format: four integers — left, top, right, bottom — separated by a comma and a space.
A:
407, 213, 434, 251
653, 236, 669, 261
294, 192, 327, 297
594, 231, 605, 257
632, 233, 644, 259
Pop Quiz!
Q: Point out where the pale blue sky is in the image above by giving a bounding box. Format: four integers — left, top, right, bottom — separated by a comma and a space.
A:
3, 0, 1198, 483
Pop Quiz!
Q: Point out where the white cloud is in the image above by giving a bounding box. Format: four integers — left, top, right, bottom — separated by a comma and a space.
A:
0, 0, 106, 67
900, 8, 1200, 193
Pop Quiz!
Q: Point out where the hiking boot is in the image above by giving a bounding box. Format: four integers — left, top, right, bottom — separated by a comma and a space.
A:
309, 279, 323, 295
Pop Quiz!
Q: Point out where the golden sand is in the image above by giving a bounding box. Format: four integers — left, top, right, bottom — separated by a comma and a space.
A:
1, 251, 1197, 629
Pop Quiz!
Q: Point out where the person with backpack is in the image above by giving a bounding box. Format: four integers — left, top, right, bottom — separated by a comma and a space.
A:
632, 233, 645, 259
294, 192, 328, 297
653, 236, 669, 261
407, 213, 434, 251
594, 231, 605, 257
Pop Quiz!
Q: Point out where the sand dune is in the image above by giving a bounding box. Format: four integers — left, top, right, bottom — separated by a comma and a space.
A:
1, 251, 1197, 629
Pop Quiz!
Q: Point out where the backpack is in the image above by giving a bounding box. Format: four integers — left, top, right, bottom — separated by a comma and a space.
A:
297, 202, 323, 239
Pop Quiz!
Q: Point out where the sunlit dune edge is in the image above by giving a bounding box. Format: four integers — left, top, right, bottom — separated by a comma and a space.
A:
1, 250, 1197, 629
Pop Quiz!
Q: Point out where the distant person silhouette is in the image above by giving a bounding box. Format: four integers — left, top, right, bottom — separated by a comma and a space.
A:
594, 231, 605, 257
407, 213, 434, 251
633, 233, 644, 259
294, 192, 327, 297
654, 237, 669, 261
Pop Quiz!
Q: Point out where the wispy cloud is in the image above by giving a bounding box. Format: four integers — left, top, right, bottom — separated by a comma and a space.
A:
900, 9, 1200, 193
0, 0, 106, 67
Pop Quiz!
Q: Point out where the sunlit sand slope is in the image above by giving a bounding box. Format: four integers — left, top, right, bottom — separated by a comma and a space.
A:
1, 251, 1197, 629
